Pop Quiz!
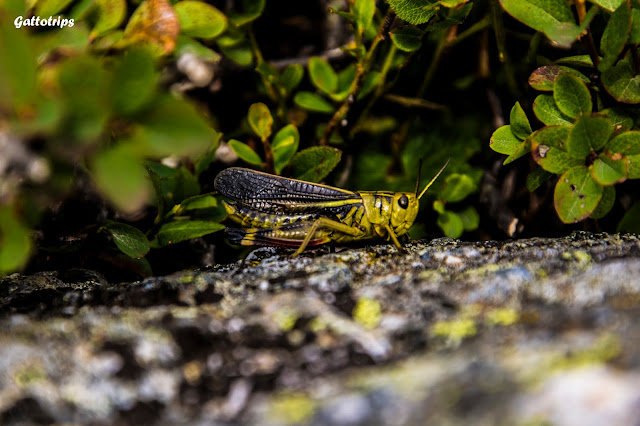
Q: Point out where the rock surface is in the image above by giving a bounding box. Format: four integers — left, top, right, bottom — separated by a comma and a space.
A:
1, 232, 640, 425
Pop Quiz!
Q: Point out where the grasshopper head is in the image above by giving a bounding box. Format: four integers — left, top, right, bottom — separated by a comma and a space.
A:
391, 159, 450, 236
390, 192, 420, 236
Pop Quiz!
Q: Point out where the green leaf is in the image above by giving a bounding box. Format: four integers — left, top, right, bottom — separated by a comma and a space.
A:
136, 95, 215, 157
34, 23, 91, 60
0, 21, 36, 110
111, 47, 158, 116
290, 147, 342, 182
389, 27, 424, 52
533, 94, 573, 125
91, 0, 127, 38
308, 57, 338, 94
510, 102, 532, 140
146, 162, 200, 215
332, 64, 357, 102
566, 114, 614, 159
93, 145, 150, 213
459, 206, 480, 232
631, 8, 640, 44
530, 125, 584, 173
617, 201, 640, 232
628, 154, 640, 178
353, 0, 375, 33
388, 0, 438, 25
58, 56, 109, 142
272, 124, 300, 174
553, 73, 592, 118
358, 71, 381, 100
176, 35, 222, 62
554, 55, 596, 67
601, 55, 640, 104
499, 0, 580, 47
437, 210, 464, 238
601, 108, 634, 132
526, 167, 554, 191
590, 185, 615, 219
122, 0, 180, 56
590, 152, 628, 185
281, 64, 304, 94
103, 221, 150, 258
605, 130, 640, 154
175, 1, 227, 39
0, 207, 32, 275
590, 0, 624, 12
228, 0, 265, 26
490, 125, 521, 154
36, 0, 74, 16
599, 1, 632, 72
294, 91, 335, 113
554, 166, 603, 223
504, 139, 532, 165
93, 30, 125, 51
528, 65, 590, 91
440, 173, 476, 202
248, 102, 273, 140
228, 139, 263, 166
177, 194, 218, 212
155, 220, 225, 246
194, 132, 222, 176
220, 41, 253, 66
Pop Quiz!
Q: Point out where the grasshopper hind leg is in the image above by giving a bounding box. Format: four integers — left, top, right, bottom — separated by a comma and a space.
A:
225, 223, 331, 249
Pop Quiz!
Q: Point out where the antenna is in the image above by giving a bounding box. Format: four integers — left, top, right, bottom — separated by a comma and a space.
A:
414, 159, 423, 197
418, 159, 450, 200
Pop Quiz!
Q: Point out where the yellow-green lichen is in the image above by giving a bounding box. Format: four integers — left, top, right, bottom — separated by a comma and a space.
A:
13, 363, 47, 387
274, 309, 298, 332
431, 318, 477, 343
268, 392, 315, 425
485, 308, 519, 326
548, 333, 622, 372
353, 297, 381, 329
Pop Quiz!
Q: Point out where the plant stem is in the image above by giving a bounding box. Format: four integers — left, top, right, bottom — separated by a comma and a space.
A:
489, 0, 520, 98
320, 9, 395, 145
575, 0, 600, 69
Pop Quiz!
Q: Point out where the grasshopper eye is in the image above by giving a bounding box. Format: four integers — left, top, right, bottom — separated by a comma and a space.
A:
398, 194, 409, 209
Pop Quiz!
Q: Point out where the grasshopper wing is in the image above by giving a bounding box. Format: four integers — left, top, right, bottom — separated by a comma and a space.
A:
214, 168, 358, 213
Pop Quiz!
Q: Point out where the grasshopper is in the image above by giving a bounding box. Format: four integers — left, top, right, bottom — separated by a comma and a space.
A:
214, 161, 449, 257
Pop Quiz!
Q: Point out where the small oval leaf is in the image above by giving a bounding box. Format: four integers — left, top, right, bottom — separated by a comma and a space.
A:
103, 221, 150, 258
605, 130, 640, 155
389, 27, 424, 52
308, 57, 338, 94
290, 147, 342, 182
590, 153, 628, 185
175, 1, 227, 39
554, 166, 603, 223
533, 94, 573, 126
566, 114, 613, 159
228, 139, 263, 166
247, 102, 273, 140
553, 73, 592, 118
294, 91, 335, 113
156, 220, 225, 246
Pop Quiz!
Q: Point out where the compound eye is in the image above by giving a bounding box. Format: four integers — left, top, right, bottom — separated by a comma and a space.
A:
398, 194, 409, 209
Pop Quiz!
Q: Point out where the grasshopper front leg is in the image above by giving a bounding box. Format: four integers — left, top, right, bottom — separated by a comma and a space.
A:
293, 217, 366, 257
384, 224, 406, 252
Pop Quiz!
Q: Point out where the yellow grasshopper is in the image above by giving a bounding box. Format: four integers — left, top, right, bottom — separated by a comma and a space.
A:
214, 161, 449, 257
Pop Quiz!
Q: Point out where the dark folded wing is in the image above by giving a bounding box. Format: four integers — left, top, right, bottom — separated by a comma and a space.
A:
214, 167, 359, 213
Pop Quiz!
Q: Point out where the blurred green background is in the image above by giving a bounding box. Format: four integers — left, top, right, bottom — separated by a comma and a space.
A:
2, 0, 640, 278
